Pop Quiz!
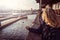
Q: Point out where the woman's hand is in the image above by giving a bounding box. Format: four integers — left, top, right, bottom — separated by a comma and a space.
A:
26, 26, 30, 30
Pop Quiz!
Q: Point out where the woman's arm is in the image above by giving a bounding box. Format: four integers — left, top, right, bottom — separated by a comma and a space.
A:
29, 27, 42, 34
26, 25, 43, 34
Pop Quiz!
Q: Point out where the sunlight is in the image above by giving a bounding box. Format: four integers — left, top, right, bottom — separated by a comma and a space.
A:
0, 0, 39, 10
0, 0, 18, 9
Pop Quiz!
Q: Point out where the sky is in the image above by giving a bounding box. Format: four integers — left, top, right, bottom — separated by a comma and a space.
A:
0, 0, 39, 10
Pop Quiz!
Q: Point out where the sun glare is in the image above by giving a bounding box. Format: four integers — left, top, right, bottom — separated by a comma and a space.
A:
0, 0, 39, 10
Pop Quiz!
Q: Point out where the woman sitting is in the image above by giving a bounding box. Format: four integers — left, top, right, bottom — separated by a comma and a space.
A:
26, 4, 60, 40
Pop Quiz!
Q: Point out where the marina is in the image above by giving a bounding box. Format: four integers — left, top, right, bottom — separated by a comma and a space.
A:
0, 0, 60, 40
0, 14, 37, 40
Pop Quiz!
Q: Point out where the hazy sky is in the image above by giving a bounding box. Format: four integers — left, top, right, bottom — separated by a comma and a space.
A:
0, 0, 39, 10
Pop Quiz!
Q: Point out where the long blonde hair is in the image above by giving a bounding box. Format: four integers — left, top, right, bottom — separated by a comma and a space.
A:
42, 8, 58, 28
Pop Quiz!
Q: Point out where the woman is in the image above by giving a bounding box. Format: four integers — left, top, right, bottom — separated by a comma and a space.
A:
26, 4, 60, 40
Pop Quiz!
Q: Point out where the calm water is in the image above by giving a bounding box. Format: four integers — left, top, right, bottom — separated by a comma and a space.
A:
0, 19, 33, 40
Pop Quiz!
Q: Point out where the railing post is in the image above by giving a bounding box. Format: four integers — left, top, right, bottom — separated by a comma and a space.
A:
0, 20, 1, 26
39, 0, 42, 10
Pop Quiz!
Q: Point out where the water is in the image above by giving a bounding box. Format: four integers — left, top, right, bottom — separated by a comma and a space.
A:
0, 19, 33, 40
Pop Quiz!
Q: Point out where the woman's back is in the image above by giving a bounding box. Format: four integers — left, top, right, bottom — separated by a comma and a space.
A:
42, 8, 60, 40
42, 8, 60, 28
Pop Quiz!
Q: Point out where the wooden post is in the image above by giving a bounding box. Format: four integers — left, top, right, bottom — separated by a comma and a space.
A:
0, 20, 1, 26
39, 0, 42, 10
